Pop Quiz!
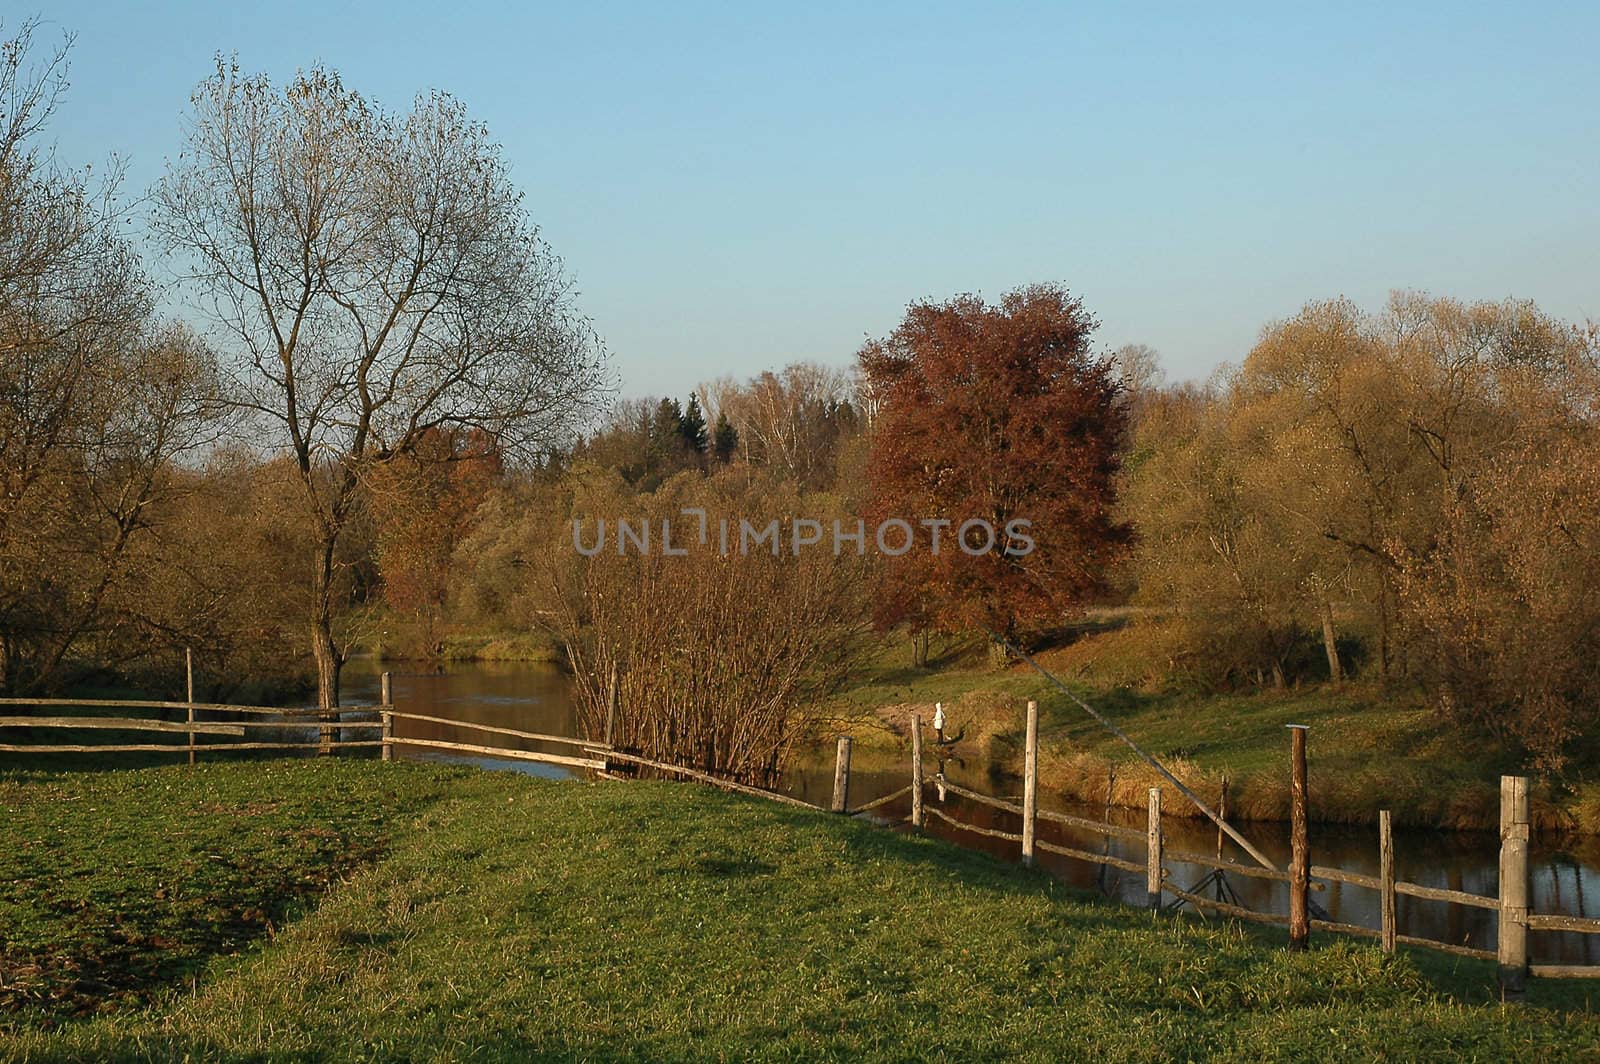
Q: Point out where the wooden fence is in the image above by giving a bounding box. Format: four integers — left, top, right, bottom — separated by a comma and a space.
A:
586, 705, 1600, 997
0, 697, 386, 759
10, 672, 1599, 995
795, 703, 1600, 998
0, 669, 603, 772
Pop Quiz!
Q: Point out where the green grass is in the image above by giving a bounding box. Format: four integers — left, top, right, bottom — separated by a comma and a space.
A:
0, 760, 467, 1019
826, 632, 1527, 830
3, 761, 1599, 1060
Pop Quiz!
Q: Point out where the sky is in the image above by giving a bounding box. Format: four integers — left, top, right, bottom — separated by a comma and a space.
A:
24, 1, 1600, 397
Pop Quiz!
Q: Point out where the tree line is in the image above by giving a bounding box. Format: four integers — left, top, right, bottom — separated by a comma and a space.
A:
5, 21, 1598, 776
0, 23, 603, 703
1127, 294, 1600, 769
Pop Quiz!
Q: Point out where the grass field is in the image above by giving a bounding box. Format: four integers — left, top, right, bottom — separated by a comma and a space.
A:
3, 760, 1599, 1060
822, 629, 1591, 832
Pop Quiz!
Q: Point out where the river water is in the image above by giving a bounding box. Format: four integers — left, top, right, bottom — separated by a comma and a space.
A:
342, 658, 1600, 965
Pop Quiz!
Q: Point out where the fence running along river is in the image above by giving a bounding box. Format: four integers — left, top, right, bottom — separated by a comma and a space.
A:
4, 674, 1596, 997
584, 703, 1600, 999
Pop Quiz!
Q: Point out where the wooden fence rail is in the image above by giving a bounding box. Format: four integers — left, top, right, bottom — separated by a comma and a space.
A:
0, 689, 385, 758
800, 707, 1600, 994
592, 748, 815, 810
0, 663, 610, 775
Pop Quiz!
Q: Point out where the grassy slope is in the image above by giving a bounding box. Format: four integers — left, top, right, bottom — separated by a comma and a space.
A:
364, 618, 563, 663
825, 632, 1529, 830
3, 762, 1599, 1061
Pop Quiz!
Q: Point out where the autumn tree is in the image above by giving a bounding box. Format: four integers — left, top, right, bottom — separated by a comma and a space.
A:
710, 363, 861, 489
0, 21, 218, 692
1125, 291, 1600, 766
1396, 430, 1600, 770
123, 451, 320, 697
368, 428, 502, 657
154, 61, 606, 708
1123, 378, 1322, 688
858, 284, 1128, 659
1109, 342, 1166, 423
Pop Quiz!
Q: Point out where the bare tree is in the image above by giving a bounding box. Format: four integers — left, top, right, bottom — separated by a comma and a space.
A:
154, 61, 607, 708
1109, 343, 1166, 421
544, 474, 866, 784
0, 20, 220, 693
719, 362, 857, 487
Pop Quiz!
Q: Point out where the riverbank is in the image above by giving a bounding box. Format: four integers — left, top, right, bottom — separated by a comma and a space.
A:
824, 631, 1600, 835
3, 761, 1597, 1060
365, 627, 564, 664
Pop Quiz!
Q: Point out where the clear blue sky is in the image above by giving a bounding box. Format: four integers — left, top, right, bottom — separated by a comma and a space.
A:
28, 1, 1600, 396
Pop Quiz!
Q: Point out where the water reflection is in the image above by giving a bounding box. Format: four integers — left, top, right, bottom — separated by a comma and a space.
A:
343, 657, 580, 780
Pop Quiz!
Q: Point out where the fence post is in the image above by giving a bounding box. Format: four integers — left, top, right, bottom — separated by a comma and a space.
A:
1379, 809, 1396, 954
1498, 775, 1530, 1000
1146, 786, 1163, 909
185, 647, 196, 767
604, 661, 619, 747
1097, 765, 1118, 894
380, 671, 393, 763
910, 714, 924, 830
1287, 724, 1310, 951
1021, 700, 1038, 866
831, 736, 852, 813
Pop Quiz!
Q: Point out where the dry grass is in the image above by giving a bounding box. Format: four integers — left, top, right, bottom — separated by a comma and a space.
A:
824, 627, 1585, 833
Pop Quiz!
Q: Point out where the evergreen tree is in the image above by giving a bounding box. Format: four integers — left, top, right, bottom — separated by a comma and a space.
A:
713, 411, 739, 463
679, 394, 710, 453
651, 397, 684, 444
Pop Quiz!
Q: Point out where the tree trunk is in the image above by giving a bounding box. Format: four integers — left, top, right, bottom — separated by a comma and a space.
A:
987, 639, 1012, 669
312, 616, 341, 707
912, 629, 930, 669
311, 536, 344, 753
1319, 601, 1343, 684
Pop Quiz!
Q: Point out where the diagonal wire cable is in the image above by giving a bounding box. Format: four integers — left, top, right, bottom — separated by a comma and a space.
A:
984, 627, 1281, 873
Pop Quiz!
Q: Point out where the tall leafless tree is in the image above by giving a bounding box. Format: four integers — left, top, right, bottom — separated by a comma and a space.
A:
154, 61, 607, 708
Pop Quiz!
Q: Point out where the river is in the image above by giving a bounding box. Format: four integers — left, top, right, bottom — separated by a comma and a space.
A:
341, 658, 1600, 965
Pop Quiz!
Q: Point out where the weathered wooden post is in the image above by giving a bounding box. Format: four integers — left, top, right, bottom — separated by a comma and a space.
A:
380, 671, 393, 763
1498, 774, 1530, 1000
1379, 809, 1396, 954
604, 661, 619, 748
1287, 724, 1310, 951
1021, 700, 1038, 866
831, 736, 852, 813
910, 714, 924, 831
1146, 786, 1163, 909
185, 647, 196, 767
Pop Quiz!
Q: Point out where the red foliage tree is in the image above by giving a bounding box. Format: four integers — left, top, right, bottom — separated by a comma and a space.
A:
371, 428, 503, 655
858, 284, 1128, 646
